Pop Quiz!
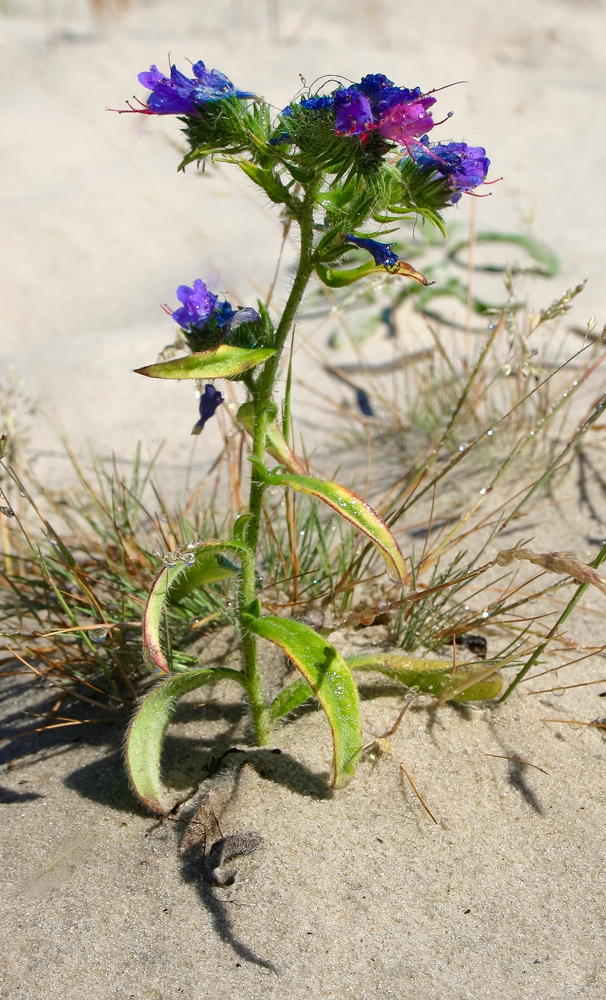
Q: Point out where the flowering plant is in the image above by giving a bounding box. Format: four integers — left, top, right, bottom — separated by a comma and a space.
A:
118, 63, 494, 812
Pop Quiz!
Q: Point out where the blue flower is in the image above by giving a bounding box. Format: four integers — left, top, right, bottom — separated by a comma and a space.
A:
300, 95, 333, 112
136, 61, 254, 116
412, 140, 490, 202
171, 279, 235, 333
357, 74, 422, 118
192, 384, 224, 435
344, 234, 399, 270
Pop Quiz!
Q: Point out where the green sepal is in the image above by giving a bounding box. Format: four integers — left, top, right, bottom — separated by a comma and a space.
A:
126, 666, 249, 814
247, 616, 362, 788
258, 466, 407, 586
143, 540, 247, 673
346, 653, 503, 702
135, 345, 275, 381
316, 260, 379, 288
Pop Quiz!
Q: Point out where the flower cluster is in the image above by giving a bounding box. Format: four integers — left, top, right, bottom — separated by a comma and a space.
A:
286, 73, 439, 154
412, 140, 490, 202
135, 61, 254, 116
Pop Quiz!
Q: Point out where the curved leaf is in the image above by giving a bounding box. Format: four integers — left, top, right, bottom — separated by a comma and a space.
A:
135, 344, 275, 380
347, 652, 503, 702
126, 666, 248, 814
259, 466, 407, 586
143, 540, 246, 673
247, 615, 361, 788
448, 232, 559, 279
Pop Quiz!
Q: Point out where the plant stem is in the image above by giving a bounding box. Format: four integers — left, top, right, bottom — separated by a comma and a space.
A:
236, 184, 317, 745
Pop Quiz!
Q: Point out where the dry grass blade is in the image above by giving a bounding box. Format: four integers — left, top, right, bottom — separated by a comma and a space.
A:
400, 763, 438, 825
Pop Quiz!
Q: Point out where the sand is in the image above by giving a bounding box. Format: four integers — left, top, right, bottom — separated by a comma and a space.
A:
2, 1, 606, 997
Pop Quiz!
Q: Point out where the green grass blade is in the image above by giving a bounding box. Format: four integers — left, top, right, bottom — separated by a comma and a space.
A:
247, 615, 361, 788
126, 666, 248, 814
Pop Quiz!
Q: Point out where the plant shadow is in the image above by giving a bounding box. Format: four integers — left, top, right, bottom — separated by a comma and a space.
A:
176, 747, 332, 973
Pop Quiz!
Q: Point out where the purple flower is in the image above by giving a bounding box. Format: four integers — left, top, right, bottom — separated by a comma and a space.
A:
192, 384, 224, 435
413, 141, 490, 202
344, 234, 399, 270
171, 279, 235, 332
333, 86, 374, 136
136, 60, 254, 116
377, 96, 437, 148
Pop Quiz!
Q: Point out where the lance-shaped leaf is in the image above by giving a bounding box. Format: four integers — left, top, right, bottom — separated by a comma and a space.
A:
237, 402, 304, 474
135, 344, 275, 380
346, 652, 503, 702
143, 540, 246, 673
126, 666, 249, 814
255, 463, 407, 586
246, 615, 361, 789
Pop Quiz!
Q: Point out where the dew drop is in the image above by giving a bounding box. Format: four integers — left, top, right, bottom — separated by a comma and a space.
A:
487, 430, 493, 437
0, 505, 15, 518
90, 626, 109, 643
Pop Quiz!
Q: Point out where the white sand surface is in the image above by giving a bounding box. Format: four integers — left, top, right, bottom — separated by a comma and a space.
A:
1, 0, 605, 482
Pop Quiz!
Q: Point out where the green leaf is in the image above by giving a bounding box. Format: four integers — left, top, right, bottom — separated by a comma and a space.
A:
126, 666, 248, 814
135, 345, 275, 380
256, 465, 407, 586
237, 160, 294, 206
167, 551, 237, 605
269, 677, 313, 721
346, 652, 503, 702
143, 541, 246, 673
247, 616, 361, 788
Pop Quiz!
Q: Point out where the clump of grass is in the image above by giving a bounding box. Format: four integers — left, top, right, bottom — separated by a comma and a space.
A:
0, 443, 236, 714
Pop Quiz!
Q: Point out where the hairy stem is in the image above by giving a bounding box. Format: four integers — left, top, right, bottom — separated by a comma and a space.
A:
237, 185, 317, 745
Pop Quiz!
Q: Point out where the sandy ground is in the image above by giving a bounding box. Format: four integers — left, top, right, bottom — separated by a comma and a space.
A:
1, 0, 606, 486
2, 1, 606, 997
